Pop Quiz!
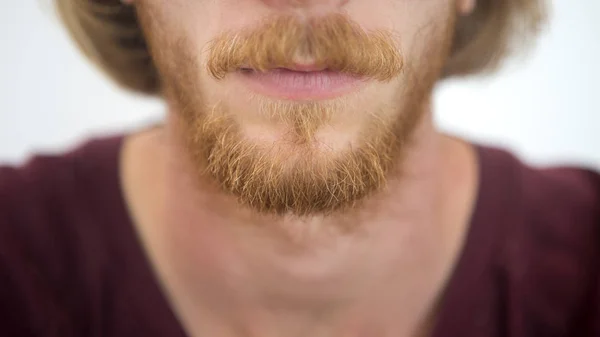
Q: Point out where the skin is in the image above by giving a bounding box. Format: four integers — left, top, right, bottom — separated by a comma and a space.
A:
120, 0, 479, 336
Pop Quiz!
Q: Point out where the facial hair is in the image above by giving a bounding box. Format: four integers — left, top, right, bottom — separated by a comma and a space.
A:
138, 11, 455, 217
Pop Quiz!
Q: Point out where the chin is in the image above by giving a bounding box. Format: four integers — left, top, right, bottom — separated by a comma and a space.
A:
178, 93, 406, 216
218, 81, 391, 144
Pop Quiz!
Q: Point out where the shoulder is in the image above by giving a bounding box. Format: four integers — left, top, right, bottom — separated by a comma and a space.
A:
0, 136, 125, 336
0, 136, 125, 274
478, 146, 600, 336
476, 146, 599, 240
515, 160, 600, 260
520, 164, 600, 336
520, 163, 599, 226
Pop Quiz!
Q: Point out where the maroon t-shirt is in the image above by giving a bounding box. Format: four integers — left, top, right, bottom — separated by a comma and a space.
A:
0, 136, 599, 337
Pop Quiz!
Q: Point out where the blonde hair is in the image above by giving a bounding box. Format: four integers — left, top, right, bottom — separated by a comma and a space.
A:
55, 0, 547, 95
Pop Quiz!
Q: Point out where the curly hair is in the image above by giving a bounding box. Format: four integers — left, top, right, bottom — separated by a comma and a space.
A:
55, 0, 547, 95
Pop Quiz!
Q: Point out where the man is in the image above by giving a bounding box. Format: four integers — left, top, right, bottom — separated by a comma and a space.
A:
1, 0, 599, 336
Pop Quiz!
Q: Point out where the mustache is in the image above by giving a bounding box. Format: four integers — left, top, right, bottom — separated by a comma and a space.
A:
206, 14, 403, 81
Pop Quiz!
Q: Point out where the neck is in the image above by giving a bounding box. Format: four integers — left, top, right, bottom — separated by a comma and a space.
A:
123, 106, 477, 337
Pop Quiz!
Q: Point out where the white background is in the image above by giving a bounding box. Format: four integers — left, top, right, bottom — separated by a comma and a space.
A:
0, 0, 598, 168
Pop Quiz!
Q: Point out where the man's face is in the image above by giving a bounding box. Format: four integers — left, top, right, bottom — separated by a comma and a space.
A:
136, 0, 457, 216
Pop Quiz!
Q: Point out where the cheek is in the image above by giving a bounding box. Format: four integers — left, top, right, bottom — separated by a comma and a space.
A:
138, 0, 215, 53
341, 0, 454, 59
395, 5, 455, 65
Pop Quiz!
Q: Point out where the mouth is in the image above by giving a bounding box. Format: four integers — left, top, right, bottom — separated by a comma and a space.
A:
240, 63, 329, 73
236, 64, 365, 100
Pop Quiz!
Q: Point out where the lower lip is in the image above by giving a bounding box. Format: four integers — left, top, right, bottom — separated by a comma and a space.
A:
236, 69, 365, 100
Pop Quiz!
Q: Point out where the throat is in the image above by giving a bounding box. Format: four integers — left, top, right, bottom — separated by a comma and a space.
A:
155, 175, 446, 337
